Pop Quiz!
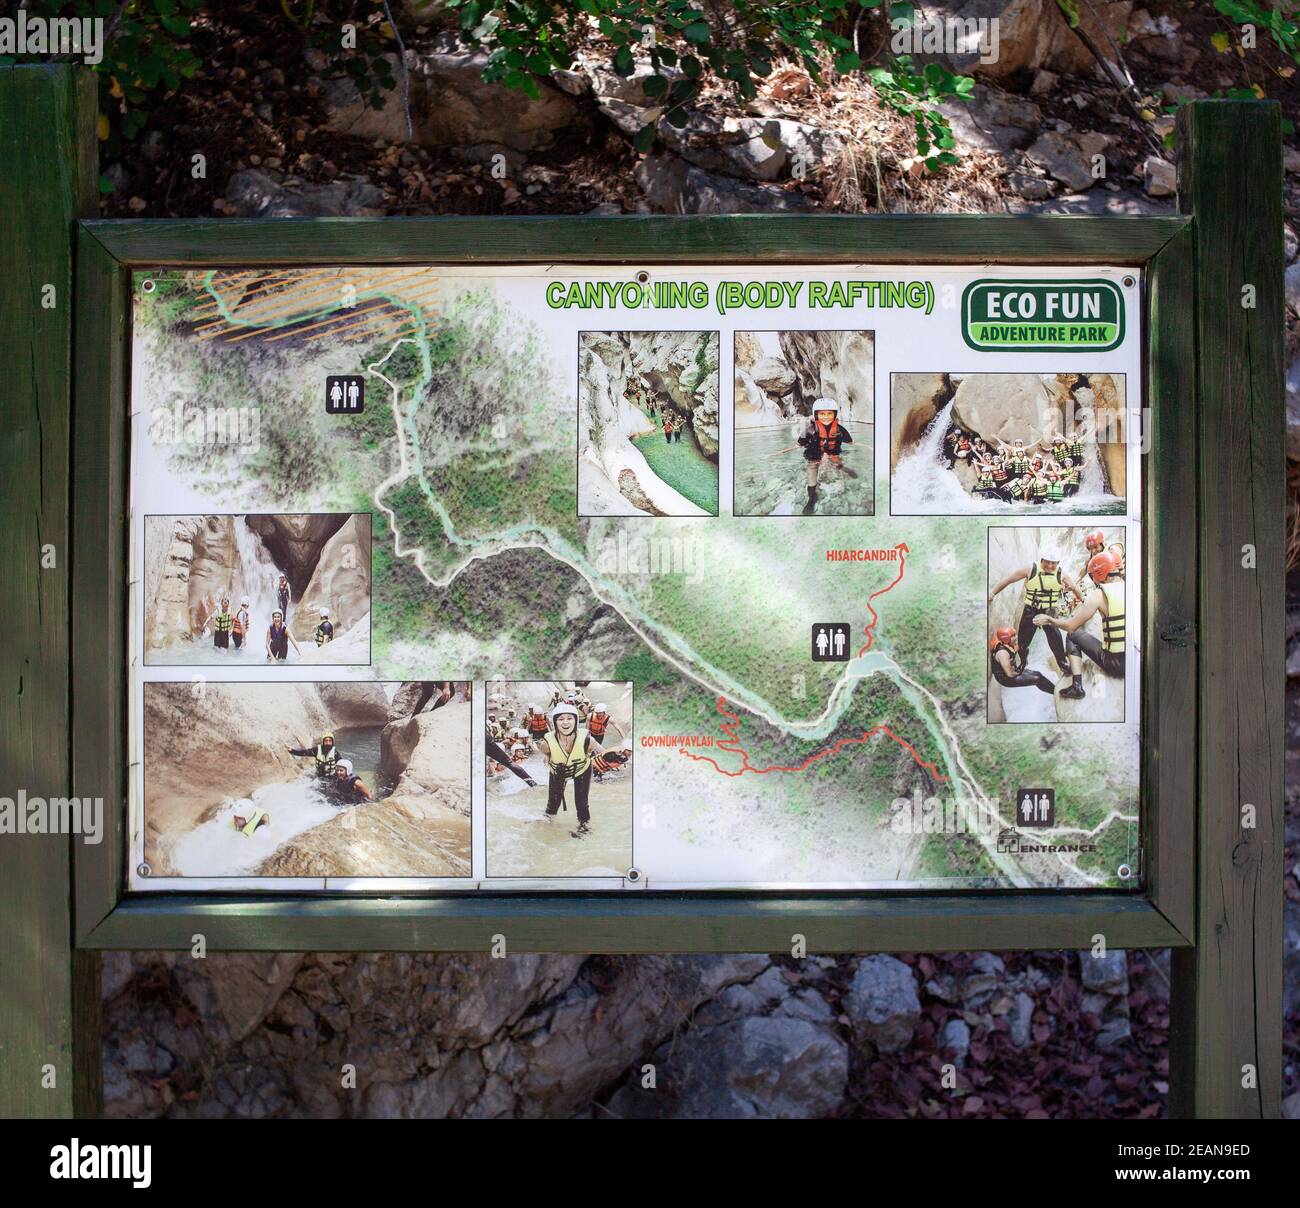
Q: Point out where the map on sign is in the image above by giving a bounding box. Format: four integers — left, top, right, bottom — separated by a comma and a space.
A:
127, 264, 1142, 892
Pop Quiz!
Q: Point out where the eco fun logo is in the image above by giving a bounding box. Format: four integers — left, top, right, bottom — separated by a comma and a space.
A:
961, 279, 1125, 353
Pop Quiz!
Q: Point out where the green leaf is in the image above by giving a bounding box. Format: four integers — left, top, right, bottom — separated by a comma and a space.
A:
835, 51, 861, 72
634, 122, 657, 153
684, 21, 711, 43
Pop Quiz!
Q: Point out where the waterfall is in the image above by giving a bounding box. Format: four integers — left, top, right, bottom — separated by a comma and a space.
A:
233, 518, 289, 634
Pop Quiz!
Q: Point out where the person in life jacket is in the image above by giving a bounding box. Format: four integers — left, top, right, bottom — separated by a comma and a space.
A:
232, 808, 270, 836
1045, 471, 1065, 504
1061, 457, 1080, 497
232, 596, 251, 650
486, 726, 539, 787
203, 594, 235, 650
1006, 474, 1031, 503
972, 457, 1000, 499
587, 702, 621, 738
1069, 432, 1085, 461
314, 607, 334, 646
1034, 550, 1125, 698
1075, 529, 1108, 585
797, 398, 856, 514
988, 627, 1056, 697
265, 608, 301, 662
592, 748, 633, 781
275, 574, 291, 620
1029, 470, 1049, 504
534, 703, 606, 836
287, 732, 339, 777
329, 758, 373, 805
989, 546, 1083, 675
1107, 541, 1126, 578
525, 704, 550, 741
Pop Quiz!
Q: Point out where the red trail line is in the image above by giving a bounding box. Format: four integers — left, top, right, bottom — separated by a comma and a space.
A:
679, 696, 949, 780
856, 541, 909, 657
679, 542, 947, 781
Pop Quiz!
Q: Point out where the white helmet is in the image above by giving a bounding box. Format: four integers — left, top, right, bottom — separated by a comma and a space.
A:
320, 607, 329, 617
336, 759, 353, 776
594, 702, 608, 713
551, 703, 580, 724
531, 703, 544, 714
1039, 547, 1061, 564
241, 596, 250, 607
812, 397, 840, 416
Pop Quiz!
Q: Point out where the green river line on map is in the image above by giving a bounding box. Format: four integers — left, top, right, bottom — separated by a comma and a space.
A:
198, 275, 1133, 886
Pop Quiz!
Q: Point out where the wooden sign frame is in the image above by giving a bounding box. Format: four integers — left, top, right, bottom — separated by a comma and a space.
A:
0, 65, 1283, 1118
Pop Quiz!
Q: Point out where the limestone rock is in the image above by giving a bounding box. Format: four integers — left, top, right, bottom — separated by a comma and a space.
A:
1025, 130, 1096, 192
635, 152, 812, 214
844, 955, 921, 1054
320, 49, 583, 152
224, 168, 385, 218
317, 682, 390, 728
778, 330, 874, 420
288, 514, 372, 645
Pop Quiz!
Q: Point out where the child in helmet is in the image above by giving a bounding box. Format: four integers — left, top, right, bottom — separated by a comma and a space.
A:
796, 398, 855, 515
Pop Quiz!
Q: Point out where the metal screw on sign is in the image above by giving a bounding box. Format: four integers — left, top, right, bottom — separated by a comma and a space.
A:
137, 862, 151, 878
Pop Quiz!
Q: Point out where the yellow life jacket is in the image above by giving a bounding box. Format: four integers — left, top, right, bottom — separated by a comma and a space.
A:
213, 610, 234, 633
315, 743, 337, 775
1023, 567, 1061, 610
241, 809, 267, 837
1100, 581, 1125, 653
543, 727, 592, 777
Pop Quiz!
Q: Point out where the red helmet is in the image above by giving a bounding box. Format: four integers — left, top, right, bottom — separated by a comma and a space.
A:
989, 626, 1017, 650
1088, 551, 1118, 583
1084, 528, 1106, 552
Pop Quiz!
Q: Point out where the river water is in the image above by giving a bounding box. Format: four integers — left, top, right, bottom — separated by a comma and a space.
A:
168, 723, 387, 877
734, 421, 875, 516
631, 418, 719, 514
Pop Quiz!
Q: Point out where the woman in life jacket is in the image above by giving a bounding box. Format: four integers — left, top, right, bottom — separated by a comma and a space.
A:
314, 607, 334, 646
202, 594, 235, 650
275, 574, 291, 621
534, 703, 605, 837
1032, 550, 1126, 698
988, 546, 1083, 675
329, 758, 373, 805
796, 398, 855, 514
265, 608, 301, 662
232, 596, 251, 650
988, 627, 1056, 696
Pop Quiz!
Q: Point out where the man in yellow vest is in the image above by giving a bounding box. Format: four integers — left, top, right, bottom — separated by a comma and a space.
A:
534, 702, 606, 837
1032, 550, 1125, 699
202, 593, 235, 651
988, 546, 1084, 675
287, 732, 339, 777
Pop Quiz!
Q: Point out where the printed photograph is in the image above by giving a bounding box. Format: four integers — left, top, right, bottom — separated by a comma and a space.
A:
143, 513, 371, 664
891, 373, 1127, 515
485, 680, 634, 877
734, 329, 875, 516
142, 680, 471, 878
987, 526, 1128, 724
577, 331, 720, 517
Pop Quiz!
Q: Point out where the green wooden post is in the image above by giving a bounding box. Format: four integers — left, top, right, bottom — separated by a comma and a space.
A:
0, 64, 101, 1118
1169, 101, 1285, 1118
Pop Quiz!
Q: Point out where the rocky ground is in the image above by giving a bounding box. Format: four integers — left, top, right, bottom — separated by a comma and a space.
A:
96, 0, 1300, 1116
